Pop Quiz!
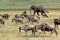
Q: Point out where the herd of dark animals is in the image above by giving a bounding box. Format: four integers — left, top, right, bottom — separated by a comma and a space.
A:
0, 5, 59, 37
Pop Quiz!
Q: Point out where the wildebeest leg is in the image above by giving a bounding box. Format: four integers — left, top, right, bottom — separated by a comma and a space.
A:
1, 21, 5, 25
31, 19, 33, 23
37, 21, 39, 24
31, 31, 33, 36
34, 32, 35, 37
43, 31, 46, 36
55, 24, 57, 28
50, 30, 53, 35
34, 11, 36, 16
19, 27, 21, 32
16, 21, 17, 23
3, 21, 5, 25
41, 13, 43, 16
21, 21, 23, 24
32, 31, 35, 37
53, 29, 58, 36
42, 25, 46, 36
25, 31, 27, 36
29, 19, 31, 22
12, 19, 14, 22
39, 31, 41, 35
31, 30, 36, 37
37, 12, 40, 16
55, 24, 58, 29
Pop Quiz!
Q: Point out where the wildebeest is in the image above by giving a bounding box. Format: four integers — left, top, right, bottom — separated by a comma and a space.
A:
0, 14, 10, 19
19, 25, 36, 37
15, 14, 24, 19
54, 18, 60, 28
36, 23, 58, 36
31, 16, 40, 23
12, 18, 23, 24
27, 15, 35, 22
30, 5, 48, 17
15, 11, 28, 19
21, 11, 40, 23
25, 15, 40, 23
21, 11, 28, 17
0, 19, 5, 25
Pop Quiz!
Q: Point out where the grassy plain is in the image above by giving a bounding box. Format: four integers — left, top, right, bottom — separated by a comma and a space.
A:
0, 10, 60, 40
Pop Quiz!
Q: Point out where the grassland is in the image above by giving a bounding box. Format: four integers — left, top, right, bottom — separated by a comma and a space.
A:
0, 10, 60, 40
0, 0, 60, 9
0, 0, 60, 40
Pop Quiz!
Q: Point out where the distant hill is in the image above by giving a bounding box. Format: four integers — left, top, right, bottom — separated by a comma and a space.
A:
0, 0, 60, 9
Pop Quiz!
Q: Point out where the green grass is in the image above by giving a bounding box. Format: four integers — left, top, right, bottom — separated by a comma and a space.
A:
0, 8, 60, 12
0, 10, 60, 40
0, 0, 60, 9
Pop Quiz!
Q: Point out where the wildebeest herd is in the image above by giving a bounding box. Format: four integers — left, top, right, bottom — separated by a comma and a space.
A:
0, 5, 59, 37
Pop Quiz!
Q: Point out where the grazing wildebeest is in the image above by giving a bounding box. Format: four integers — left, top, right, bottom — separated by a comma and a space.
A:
31, 17, 40, 23
19, 25, 36, 37
54, 18, 60, 28
0, 19, 5, 25
15, 14, 24, 19
0, 14, 10, 19
27, 15, 35, 22
36, 23, 58, 36
26, 15, 40, 23
12, 18, 23, 24
30, 5, 48, 17
21, 11, 28, 17
21, 11, 40, 23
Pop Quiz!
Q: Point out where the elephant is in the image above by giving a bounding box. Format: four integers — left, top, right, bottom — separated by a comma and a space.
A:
30, 5, 49, 17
